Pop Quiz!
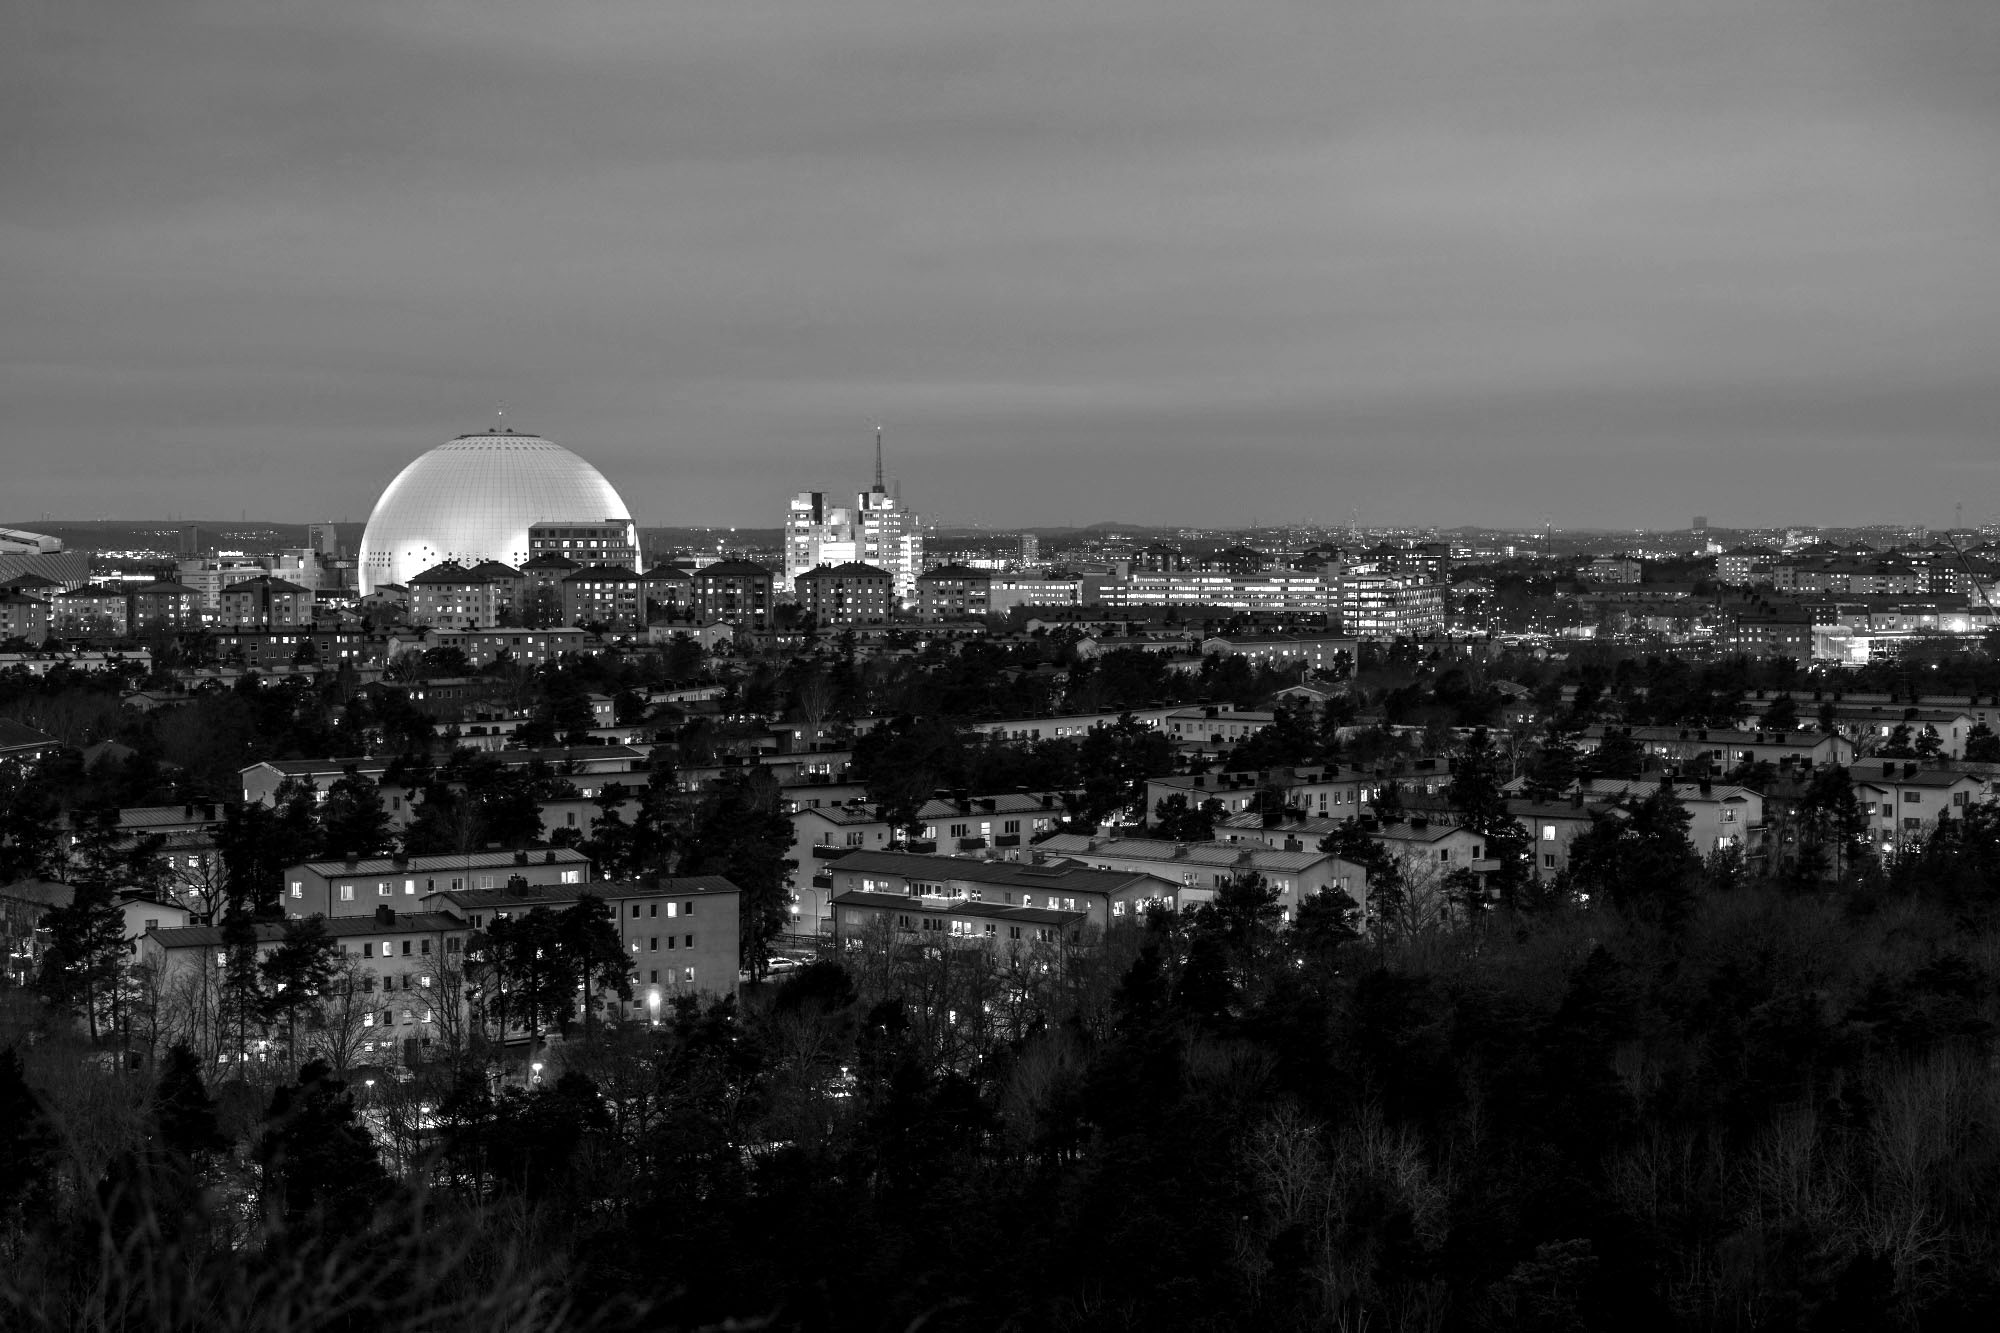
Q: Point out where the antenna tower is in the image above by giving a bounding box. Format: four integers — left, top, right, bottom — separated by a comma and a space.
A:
873, 426, 885, 493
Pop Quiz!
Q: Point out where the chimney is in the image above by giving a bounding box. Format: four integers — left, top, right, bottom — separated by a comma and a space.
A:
1570, 789, 1584, 809
514, 850, 529, 866
1884, 762, 1895, 777
374, 905, 395, 926
1904, 762, 1917, 779
545, 850, 556, 863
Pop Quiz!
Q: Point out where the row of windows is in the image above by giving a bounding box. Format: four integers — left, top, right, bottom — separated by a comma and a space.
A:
888, 912, 1044, 942
627, 900, 695, 918
362, 1008, 432, 1027
633, 935, 696, 952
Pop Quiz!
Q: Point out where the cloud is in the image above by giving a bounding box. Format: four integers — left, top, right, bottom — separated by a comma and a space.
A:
3, 1, 1998, 528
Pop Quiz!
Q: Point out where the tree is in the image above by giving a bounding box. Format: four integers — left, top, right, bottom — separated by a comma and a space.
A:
553, 893, 634, 1044
1152, 793, 1221, 842
1759, 694, 1799, 734
1797, 763, 1870, 883
1965, 721, 2000, 763
153, 1041, 230, 1159
0, 759, 64, 883
254, 1058, 392, 1239
260, 915, 341, 1072
0, 1046, 60, 1229
483, 909, 570, 1058
1582, 727, 1644, 780
215, 783, 318, 920
1565, 782, 1700, 928
1879, 723, 1917, 758
1523, 730, 1581, 802
36, 882, 127, 1042
317, 769, 394, 861
1446, 728, 1534, 907
682, 772, 795, 971
1292, 885, 1363, 959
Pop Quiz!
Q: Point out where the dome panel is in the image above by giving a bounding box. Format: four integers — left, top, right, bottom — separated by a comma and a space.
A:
357, 432, 634, 594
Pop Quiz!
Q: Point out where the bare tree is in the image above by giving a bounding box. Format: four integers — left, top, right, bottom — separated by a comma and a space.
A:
307, 956, 384, 1078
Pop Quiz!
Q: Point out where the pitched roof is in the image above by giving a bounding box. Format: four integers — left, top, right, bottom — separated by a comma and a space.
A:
1037, 833, 1341, 873
798, 562, 893, 581
832, 889, 1083, 926
562, 564, 642, 584
695, 559, 774, 578
299, 847, 591, 877
0, 719, 60, 751
221, 575, 311, 594
0, 878, 73, 909
148, 911, 468, 950
426, 874, 739, 912
829, 849, 1164, 895
409, 561, 488, 585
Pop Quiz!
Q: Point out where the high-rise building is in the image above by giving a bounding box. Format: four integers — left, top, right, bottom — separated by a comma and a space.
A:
1019, 532, 1040, 568
783, 431, 924, 603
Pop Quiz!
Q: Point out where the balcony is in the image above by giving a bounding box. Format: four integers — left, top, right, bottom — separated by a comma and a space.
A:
810, 874, 833, 890
957, 837, 988, 851
904, 839, 937, 854
811, 845, 851, 861
993, 834, 1021, 848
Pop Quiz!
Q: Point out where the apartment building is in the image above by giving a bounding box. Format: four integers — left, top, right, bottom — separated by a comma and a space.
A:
691, 559, 777, 632
795, 562, 896, 627
826, 850, 1172, 936
1035, 832, 1369, 922
283, 847, 593, 918
216, 575, 315, 629
1850, 762, 1986, 856
527, 519, 640, 572
561, 564, 646, 630
425, 874, 741, 1008
408, 561, 517, 630
916, 564, 994, 621
138, 908, 473, 1068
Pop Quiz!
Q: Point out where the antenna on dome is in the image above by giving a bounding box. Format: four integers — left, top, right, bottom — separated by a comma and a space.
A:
873, 425, 885, 494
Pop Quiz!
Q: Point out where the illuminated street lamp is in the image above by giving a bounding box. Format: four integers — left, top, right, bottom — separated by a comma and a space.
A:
531, 1060, 544, 1087
647, 989, 661, 1027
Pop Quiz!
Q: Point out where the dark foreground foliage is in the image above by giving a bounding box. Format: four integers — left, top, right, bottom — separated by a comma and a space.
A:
11, 835, 2000, 1332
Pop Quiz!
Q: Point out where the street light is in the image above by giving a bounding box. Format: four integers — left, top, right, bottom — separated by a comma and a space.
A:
647, 990, 661, 1027
530, 1060, 543, 1087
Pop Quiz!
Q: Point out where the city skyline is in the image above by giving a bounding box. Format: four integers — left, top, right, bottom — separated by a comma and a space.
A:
8, 3, 2000, 530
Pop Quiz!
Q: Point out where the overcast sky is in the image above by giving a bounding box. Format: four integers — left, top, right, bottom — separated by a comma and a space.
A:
5, 1, 1998, 531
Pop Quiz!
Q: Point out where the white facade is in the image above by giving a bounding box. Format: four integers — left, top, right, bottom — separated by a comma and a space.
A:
358, 431, 634, 595
786, 488, 924, 604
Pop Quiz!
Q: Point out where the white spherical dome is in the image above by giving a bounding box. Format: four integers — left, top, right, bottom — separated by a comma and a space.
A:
357, 431, 634, 594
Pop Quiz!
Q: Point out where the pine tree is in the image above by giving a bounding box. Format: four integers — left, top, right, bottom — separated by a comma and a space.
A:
154, 1041, 230, 1158
553, 893, 633, 1043
37, 881, 127, 1042
0, 1046, 60, 1225
255, 1058, 391, 1238
259, 915, 341, 1072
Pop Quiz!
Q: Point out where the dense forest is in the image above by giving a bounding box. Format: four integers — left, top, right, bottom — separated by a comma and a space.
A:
9, 799, 2000, 1331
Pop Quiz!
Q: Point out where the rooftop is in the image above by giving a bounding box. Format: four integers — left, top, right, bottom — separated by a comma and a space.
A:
150, 911, 468, 950
299, 847, 592, 877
